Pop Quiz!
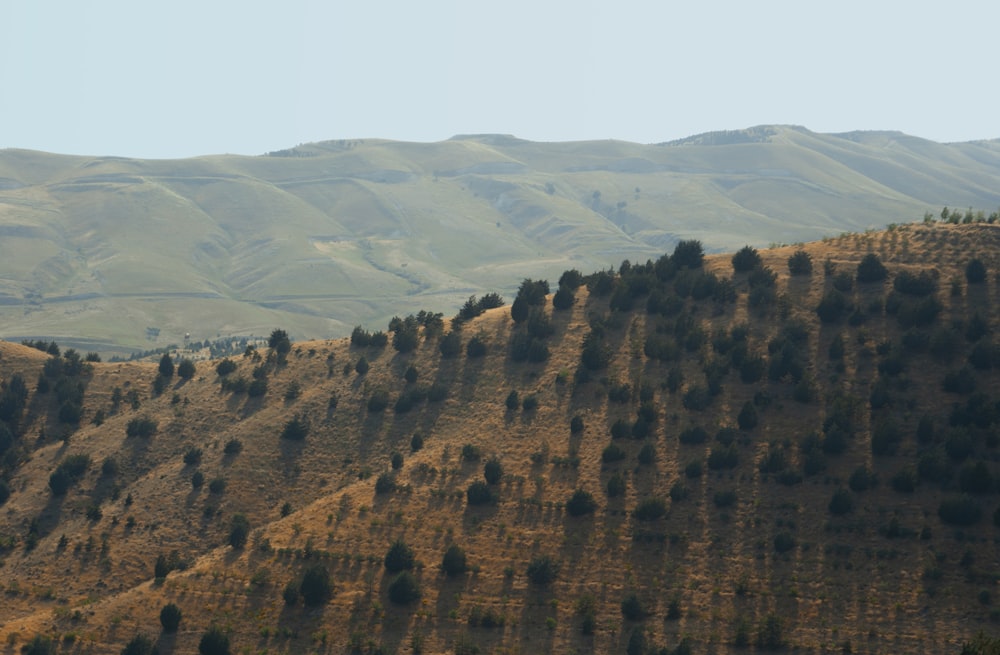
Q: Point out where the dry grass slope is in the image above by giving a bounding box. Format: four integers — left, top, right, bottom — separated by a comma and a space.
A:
0, 223, 998, 654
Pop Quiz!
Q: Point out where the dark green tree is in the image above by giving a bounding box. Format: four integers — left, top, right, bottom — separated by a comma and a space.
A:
198, 626, 230, 655
268, 329, 291, 355
856, 253, 888, 283
732, 245, 762, 272
177, 358, 196, 380
566, 489, 597, 516
388, 571, 421, 604
121, 634, 157, 655
158, 353, 174, 379
228, 513, 250, 549
441, 544, 467, 577
384, 539, 416, 573
160, 602, 182, 632
300, 564, 332, 606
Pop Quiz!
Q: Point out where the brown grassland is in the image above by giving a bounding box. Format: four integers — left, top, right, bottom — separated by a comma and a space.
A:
0, 223, 999, 654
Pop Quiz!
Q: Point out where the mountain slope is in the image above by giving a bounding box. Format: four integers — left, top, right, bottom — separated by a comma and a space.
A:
1, 126, 999, 353
0, 223, 998, 654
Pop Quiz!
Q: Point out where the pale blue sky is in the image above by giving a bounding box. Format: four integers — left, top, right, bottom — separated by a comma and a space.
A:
2, 0, 997, 159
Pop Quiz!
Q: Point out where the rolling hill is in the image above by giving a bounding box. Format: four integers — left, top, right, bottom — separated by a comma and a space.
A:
0, 223, 998, 654
1, 126, 999, 353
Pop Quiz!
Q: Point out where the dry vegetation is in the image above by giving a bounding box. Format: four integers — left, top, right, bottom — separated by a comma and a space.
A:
1, 223, 999, 654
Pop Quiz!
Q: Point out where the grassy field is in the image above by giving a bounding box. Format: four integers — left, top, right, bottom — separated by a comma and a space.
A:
1, 127, 999, 353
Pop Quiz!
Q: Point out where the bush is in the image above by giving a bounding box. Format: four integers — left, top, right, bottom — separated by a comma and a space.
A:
828, 488, 853, 515
938, 496, 982, 525
602, 443, 626, 463
247, 377, 267, 397
177, 358, 196, 380
856, 253, 887, 283
633, 497, 667, 521
566, 489, 597, 516
505, 390, 519, 410
787, 250, 813, 275
732, 245, 762, 273
281, 415, 309, 441
215, 359, 237, 376
441, 544, 467, 577
526, 555, 559, 585
366, 389, 389, 413
606, 472, 626, 497
816, 290, 849, 323
228, 513, 250, 549
208, 477, 226, 494
388, 571, 421, 604
713, 490, 737, 508
375, 472, 396, 494
466, 335, 487, 358
198, 627, 230, 655
570, 415, 585, 434
466, 481, 496, 506
223, 438, 242, 455
300, 564, 332, 606
849, 466, 877, 492
756, 613, 784, 650
384, 539, 415, 573
637, 442, 656, 465
126, 417, 158, 438
410, 433, 424, 451
966, 258, 987, 284
737, 401, 758, 430
160, 602, 182, 632
621, 592, 648, 620
773, 532, 796, 554
121, 634, 156, 655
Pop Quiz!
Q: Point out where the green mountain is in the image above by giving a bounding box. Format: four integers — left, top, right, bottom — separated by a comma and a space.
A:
1, 126, 998, 352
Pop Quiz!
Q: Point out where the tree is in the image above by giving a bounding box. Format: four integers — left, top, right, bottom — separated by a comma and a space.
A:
300, 564, 332, 606
384, 539, 415, 573
177, 358, 196, 380
121, 634, 157, 655
787, 249, 813, 275
966, 258, 987, 284
441, 544, 467, 577
731, 245, 762, 273
856, 253, 888, 283
526, 555, 560, 585
198, 627, 230, 655
566, 489, 597, 516
158, 353, 174, 379
484, 458, 503, 485
672, 240, 704, 269
160, 602, 182, 632
552, 286, 575, 310
228, 513, 250, 549
268, 328, 291, 355
388, 571, 421, 604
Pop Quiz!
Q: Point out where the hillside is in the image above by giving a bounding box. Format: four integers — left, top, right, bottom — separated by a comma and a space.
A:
0, 223, 998, 654
1, 127, 1000, 353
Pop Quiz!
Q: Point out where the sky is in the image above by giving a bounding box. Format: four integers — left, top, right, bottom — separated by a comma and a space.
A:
1, 0, 998, 159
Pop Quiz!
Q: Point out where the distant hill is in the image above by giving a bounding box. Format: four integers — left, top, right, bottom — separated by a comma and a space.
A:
0, 223, 998, 654
1, 126, 999, 352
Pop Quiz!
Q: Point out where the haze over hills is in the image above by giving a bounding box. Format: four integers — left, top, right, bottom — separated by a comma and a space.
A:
1, 125, 1000, 353
0, 224, 998, 654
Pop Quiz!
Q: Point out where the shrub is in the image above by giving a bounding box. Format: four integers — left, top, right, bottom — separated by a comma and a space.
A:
374, 473, 396, 494
521, 394, 538, 411
773, 532, 796, 554
713, 490, 737, 508
126, 417, 158, 438
570, 415, 585, 434
247, 377, 267, 397
679, 426, 709, 444
737, 401, 758, 430
461, 443, 482, 461
732, 245, 762, 273
480, 458, 503, 485
384, 539, 415, 572
183, 447, 203, 465
966, 258, 987, 284
816, 290, 848, 323
441, 544, 467, 577
388, 571, 421, 604
281, 415, 309, 440
756, 613, 785, 650
228, 513, 250, 549
160, 602, 182, 632
466, 335, 487, 358
891, 467, 918, 493
410, 433, 424, 451
565, 489, 598, 516
637, 443, 656, 465
300, 564, 332, 606
177, 358, 196, 380
223, 438, 242, 455
505, 390, 519, 410
208, 477, 226, 494
526, 555, 559, 585
633, 497, 667, 520
158, 353, 175, 379
621, 592, 648, 620
849, 466, 877, 492
606, 472, 626, 497
828, 488, 853, 515
856, 253, 887, 283
787, 250, 813, 275
215, 359, 237, 376
602, 443, 626, 463
466, 481, 496, 506
198, 627, 230, 655
938, 496, 982, 525
191, 471, 204, 489
366, 389, 389, 413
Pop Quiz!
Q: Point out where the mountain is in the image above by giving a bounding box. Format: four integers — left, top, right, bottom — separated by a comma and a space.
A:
1, 126, 1000, 354
0, 223, 997, 654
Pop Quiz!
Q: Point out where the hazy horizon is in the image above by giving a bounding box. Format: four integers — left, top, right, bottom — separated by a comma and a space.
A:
2, 0, 998, 159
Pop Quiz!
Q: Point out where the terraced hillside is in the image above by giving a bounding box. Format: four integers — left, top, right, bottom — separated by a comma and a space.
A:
0, 223, 999, 654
